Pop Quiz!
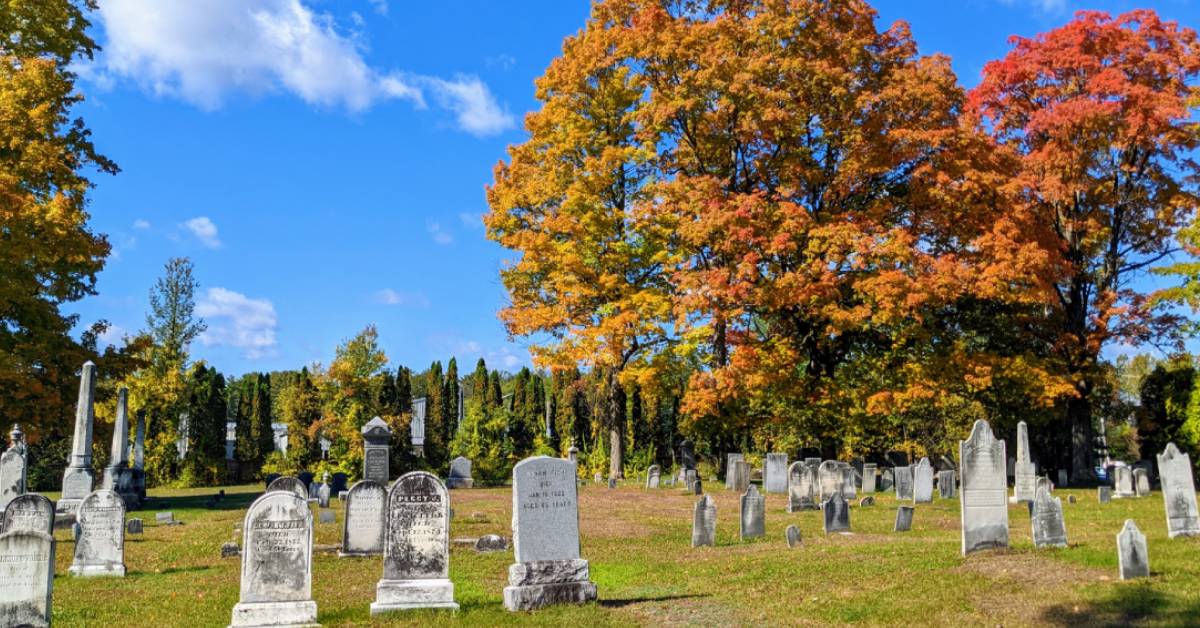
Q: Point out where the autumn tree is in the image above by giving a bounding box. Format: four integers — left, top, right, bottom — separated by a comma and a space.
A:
319, 325, 387, 473
971, 9, 1200, 478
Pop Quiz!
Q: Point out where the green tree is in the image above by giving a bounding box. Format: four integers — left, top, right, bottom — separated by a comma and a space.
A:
145, 257, 206, 376
181, 363, 227, 485
444, 357, 460, 447
423, 361, 446, 468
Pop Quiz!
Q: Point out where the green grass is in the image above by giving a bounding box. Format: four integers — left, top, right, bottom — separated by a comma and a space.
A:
44, 482, 1200, 626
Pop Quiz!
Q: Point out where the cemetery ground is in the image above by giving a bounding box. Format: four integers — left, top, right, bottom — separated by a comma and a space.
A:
47, 483, 1199, 627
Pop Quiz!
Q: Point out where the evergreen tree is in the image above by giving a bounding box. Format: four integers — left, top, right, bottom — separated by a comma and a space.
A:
377, 369, 398, 416
471, 359, 490, 411
255, 373, 274, 460
183, 363, 227, 484
234, 375, 259, 465
424, 361, 446, 468
146, 257, 206, 376
489, 371, 503, 409
396, 366, 412, 413
444, 357, 460, 445
507, 368, 535, 457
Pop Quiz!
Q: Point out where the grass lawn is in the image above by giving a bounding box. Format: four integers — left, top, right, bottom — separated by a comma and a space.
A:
44, 480, 1200, 626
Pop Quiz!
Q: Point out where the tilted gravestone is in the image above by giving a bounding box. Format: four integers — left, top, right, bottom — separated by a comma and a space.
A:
959, 420, 1009, 556
823, 493, 850, 534
913, 458, 934, 504
267, 476, 309, 503
692, 495, 716, 548
362, 417, 392, 485
503, 456, 597, 611
0, 529, 55, 627
817, 461, 842, 500
1013, 421, 1036, 503
894, 466, 914, 501
1157, 443, 1200, 538
861, 463, 877, 494
938, 470, 956, 499
126, 518, 143, 535
1031, 485, 1067, 548
787, 461, 818, 512
448, 456, 474, 489
1, 494, 54, 535
1117, 519, 1149, 580
1133, 468, 1150, 497
371, 471, 458, 614
1098, 486, 1112, 503
785, 525, 801, 548
725, 454, 743, 489
340, 480, 388, 557
763, 453, 788, 494
740, 485, 765, 540
1113, 466, 1135, 499
729, 460, 750, 493
229, 491, 317, 627
645, 465, 660, 489
58, 362, 97, 516
894, 506, 914, 532
70, 489, 125, 577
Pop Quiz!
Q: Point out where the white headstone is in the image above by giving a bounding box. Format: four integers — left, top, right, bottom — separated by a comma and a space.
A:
787, 462, 818, 512
230, 491, 317, 627
894, 465, 914, 501
0, 529, 54, 627
1116, 519, 1149, 580
1156, 443, 1200, 538
69, 489, 125, 577
818, 461, 842, 500
740, 485, 765, 540
861, 463, 877, 494
959, 420, 1009, 556
1113, 466, 1136, 499
371, 471, 458, 613
763, 453, 788, 494
1013, 421, 1036, 503
58, 362, 97, 514
1031, 485, 1067, 548
1, 494, 54, 535
913, 458, 934, 504
340, 480, 386, 557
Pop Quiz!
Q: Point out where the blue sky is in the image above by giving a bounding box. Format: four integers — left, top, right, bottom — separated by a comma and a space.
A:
70, 0, 1199, 377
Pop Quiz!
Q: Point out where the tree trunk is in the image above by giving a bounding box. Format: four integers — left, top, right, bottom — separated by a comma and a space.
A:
1069, 380, 1096, 484
606, 369, 626, 479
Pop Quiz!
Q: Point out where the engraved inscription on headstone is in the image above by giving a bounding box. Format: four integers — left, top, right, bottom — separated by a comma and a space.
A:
1031, 485, 1067, 548
0, 529, 54, 627
229, 491, 317, 627
959, 420, 1009, 555
1157, 443, 1200, 538
763, 453, 788, 494
740, 485, 765, 540
1, 494, 54, 535
69, 489, 125, 577
894, 466, 914, 501
371, 472, 457, 613
823, 493, 850, 534
692, 495, 716, 548
340, 480, 386, 557
1116, 519, 1149, 580
894, 506, 914, 532
362, 417, 392, 485
913, 458, 934, 504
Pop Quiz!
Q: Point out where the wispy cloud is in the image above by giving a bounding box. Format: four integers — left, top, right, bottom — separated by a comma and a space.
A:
995, 0, 1068, 14
458, 212, 483, 229
426, 75, 514, 136
196, 287, 278, 359
427, 221, 453, 245
367, 0, 388, 16
133, 219, 151, 230
98, 324, 129, 348
373, 288, 430, 307
485, 53, 516, 71
184, 216, 221, 248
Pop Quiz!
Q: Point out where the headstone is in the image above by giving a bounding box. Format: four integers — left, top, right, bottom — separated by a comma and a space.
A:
1133, 469, 1151, 497
785, 525, 801, 548
1068, 495, 1077, 504
0, 529, 55, 627
221, 542, 240, 558
839, 464, 856, 499
645, 465, 660, 489
317, 479, 331, 509
319, 511, 335, 525
264, 473, 282, 490
1057, 469, 1069, 488
359, 417, 390, 486
880, 468, 894, 492
818, 461, 842, 500
1031, 485, 1067, 548
692, 495, 716, 548
267, 476, 309, 503
132, 411, 146, 500
58, 362, 97, 514
858, 496, 875, 507
371, 472, 457, 611
1113, 466, 1136, 499
959, 420, 1009, 555
684, 469, 698, 494
938, 470, 956, 499
229, 491, 317, 627
503, 456, 597, 611
1, 494, 54, 535
1156, 443, 1200, 538
340, 482, 386, 559
608, 478, 617, 490
0, 438, 27, 514
126, 518, 143, 535
740, 485, 765, 540
894, 466, 914, 501
1098, 486, 1112, 503
69, 489, 126, 577
1014, 421, 1036, 503
913, 458, 934, 504
308, 483, 319, 500
822, 494, 850, 534
729, 460, 750, 493
861, 463, 877, 494
724, 454, 743, 489
787, 462, 818, 512
763, 453, 788, 494
156, 512, 176, 525
448, 456, 474, 489
894, 506, 914, 532
692, 477, 702, 495
1116, 519, 1149, 580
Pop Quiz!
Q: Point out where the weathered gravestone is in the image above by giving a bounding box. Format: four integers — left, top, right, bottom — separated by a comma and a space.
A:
862, 463, 877, 494
764, 453, 788, 494
692, 495, 716, 548
362, 417, 392, 485
267, 476, 309, 503
818, 461, 842, 500
880, 468, 894, 492
823, 493, 850, 534
839, 463, 857, 499
156, 512, 177, 526
340, 482, 386, 559
1134, 469, 1151, 497
938, 470, 956, 499
1113, 466, 1136, 499
913, 458, 934, 504
475, 535, 508, 553
1, 494, 53, 535
503, 456, 597, 611
58, 362, 97, 516
307, 482, 318, 500
787, 462, 818, 512
1013, 421, 1036, 503
318, 511, 336, 525
317, 476, 331, 509
785, 525, 801, 548
1117, 519, 1149, 580
0, 529, 55, 627
959, 420, 1009, 556
894, 466, 914, 501
371, 471, 458, 614
126, 518, 143, 534
725, 454, 743, 490
740, 485, 765, 540
1157, 443, 1200, 538
692, 477, 702, 495
1057, 469, 1069, 488
70, 489, 125, 577
645, 465, 660, 489
894, 506, 914, 532
229, 491, 317, 627
1098, 486, 1112, 503
448, 456, 474, 489
1031, 485, 1067, 548
859, 496, 875, 507
729, 460, 750, 493
684, 469, 699, 494
0, 437, 27, 514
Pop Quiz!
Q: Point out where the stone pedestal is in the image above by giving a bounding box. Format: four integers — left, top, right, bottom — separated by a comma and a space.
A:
370, 579, 458, 614
502, 559, 597, 612
228, 600, 318, 627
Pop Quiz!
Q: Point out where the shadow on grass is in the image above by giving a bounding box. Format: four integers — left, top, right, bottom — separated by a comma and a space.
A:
136, 490, 260, 513
1040, 583, 1200, 627
599, 593, 708, 608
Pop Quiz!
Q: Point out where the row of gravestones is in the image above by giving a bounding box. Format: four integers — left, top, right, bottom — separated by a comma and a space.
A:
229, 456, 592, 625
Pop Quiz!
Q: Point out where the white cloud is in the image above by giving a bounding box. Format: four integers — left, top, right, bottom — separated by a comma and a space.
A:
996, 0, 1067, 13
91, 0, 511, 135
485, 54, 516, 71
458, 212, 483, 229
373, 288, 430, 307
98, 324, 129, 348
196, 287, 278, 359
427, 221, 453, 245
184, 216, 221, 248
133, 219, 151, 230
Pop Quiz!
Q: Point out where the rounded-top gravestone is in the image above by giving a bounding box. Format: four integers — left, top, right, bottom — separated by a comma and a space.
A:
69, 489, 125, 577
230, 490, 316, 627
340, 480, 386, 557
371, 471, 457, 614
1, 493, 54, 535
266, 476, 308, 503
0, 529, 54, 627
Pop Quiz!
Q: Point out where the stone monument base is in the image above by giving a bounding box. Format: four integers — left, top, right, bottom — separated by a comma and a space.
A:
68, 563, 126, 578
370, 578, 458, 614
446, 478, 474, 489
229, 600, 319, 627
502, 559, 598, 612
